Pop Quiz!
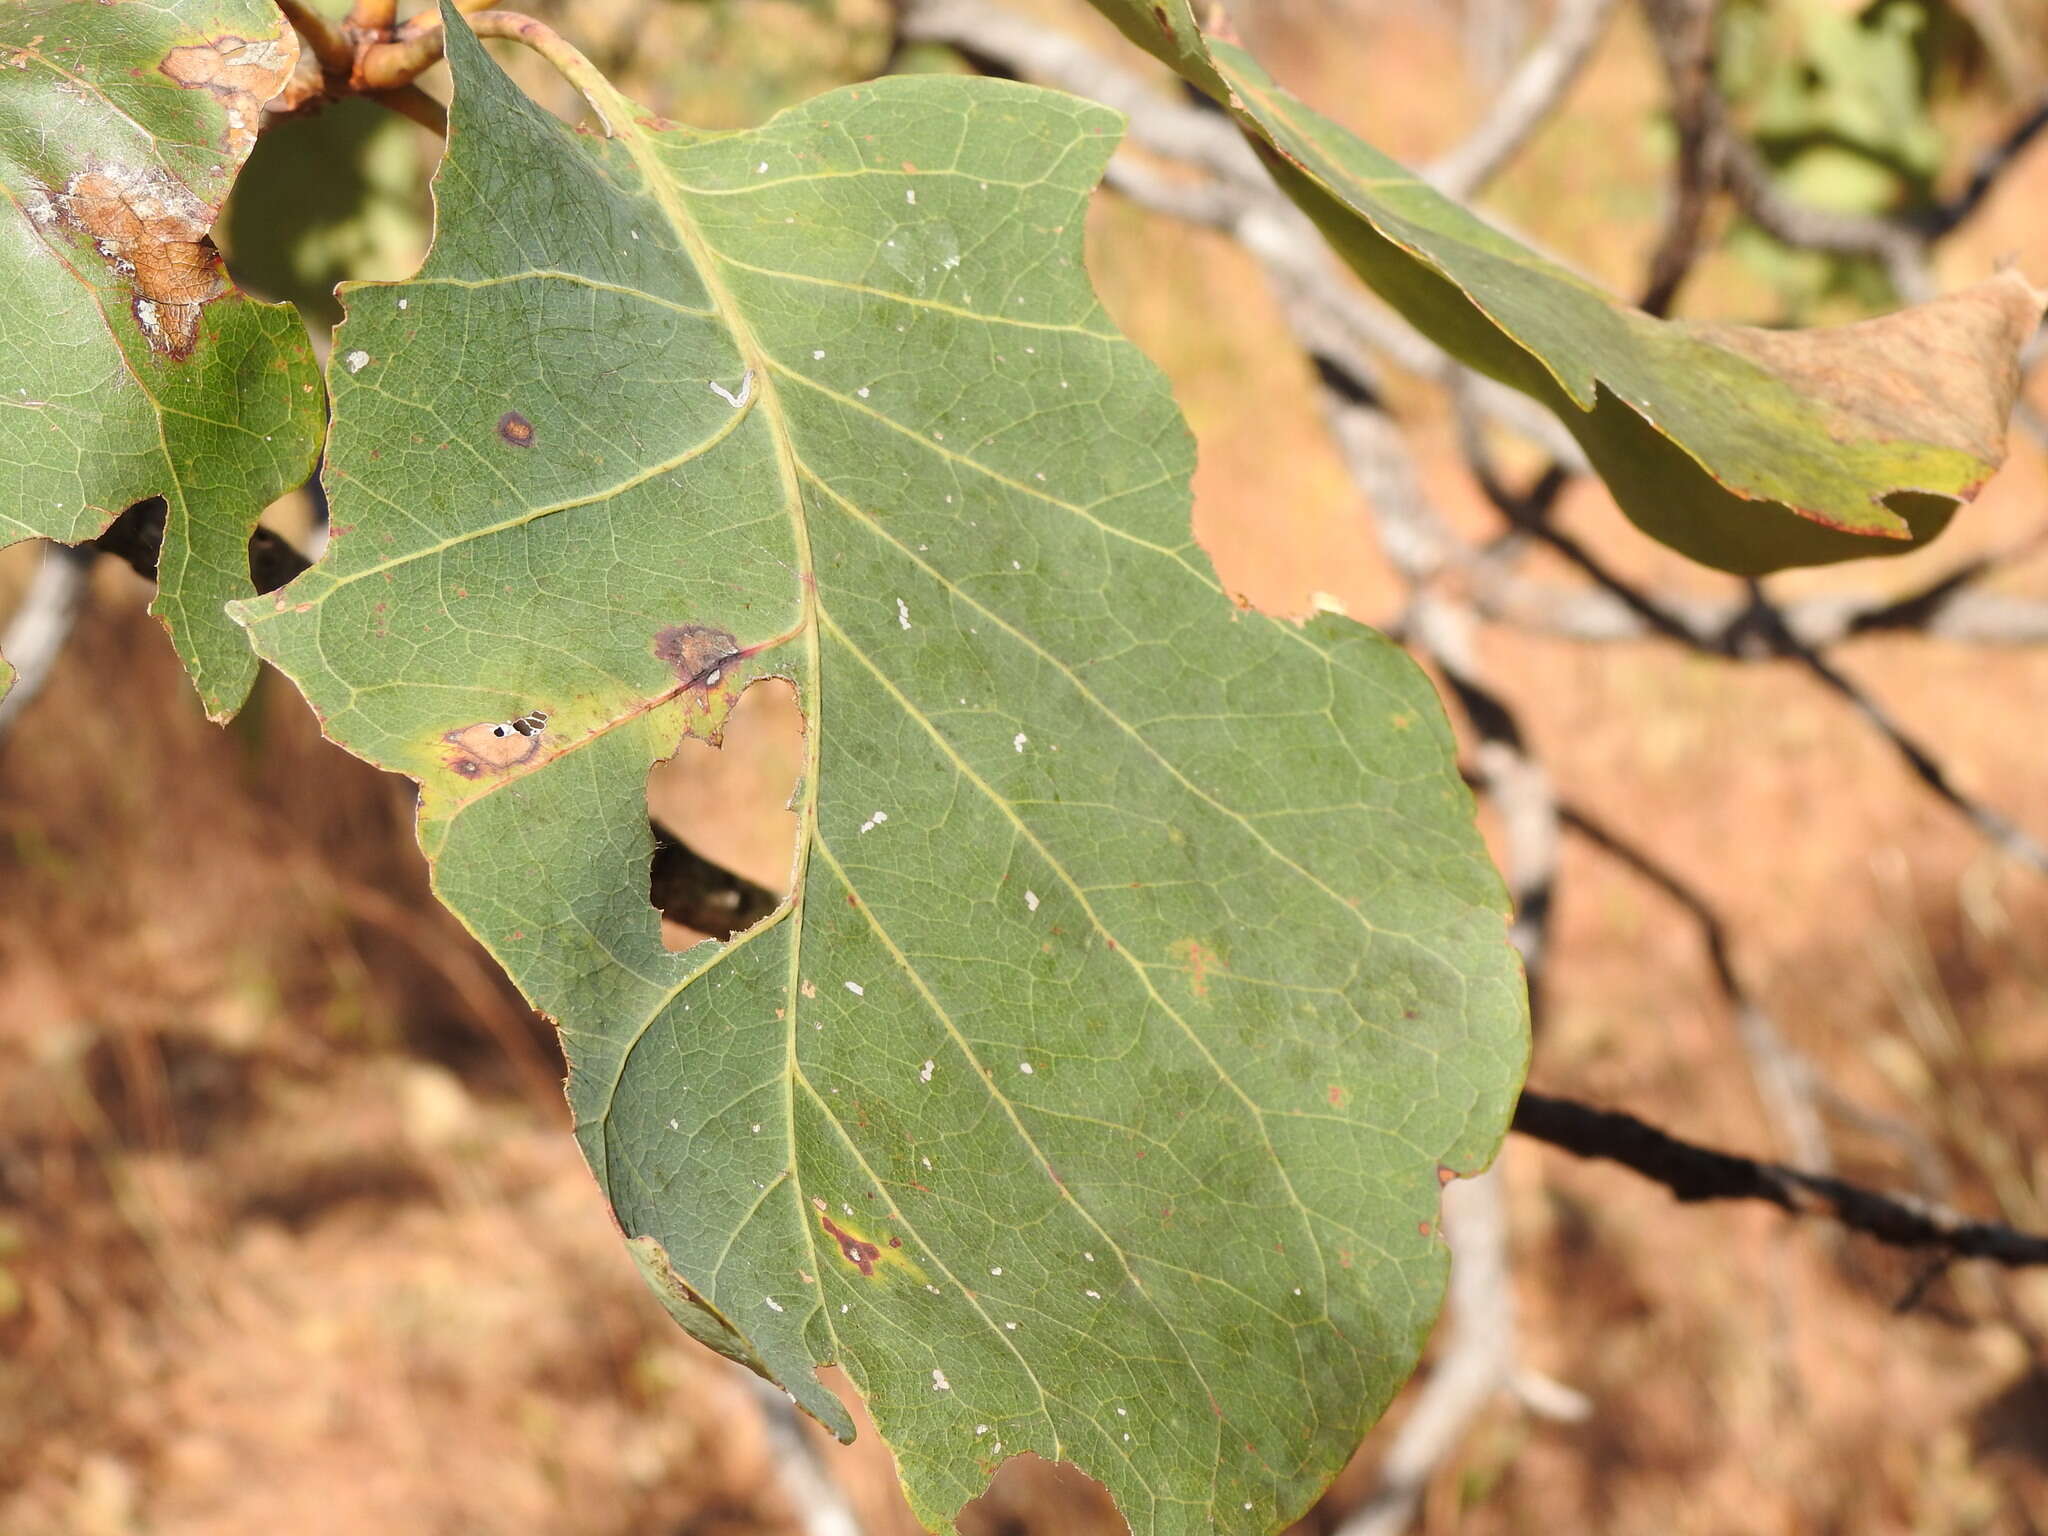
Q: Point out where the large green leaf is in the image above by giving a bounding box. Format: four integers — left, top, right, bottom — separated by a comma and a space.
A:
0, 0, 323, 718
235, 10, 1526, 1530
1082, 0, 2043, 575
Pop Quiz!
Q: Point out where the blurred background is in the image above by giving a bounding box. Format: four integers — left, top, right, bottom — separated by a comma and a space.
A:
7, 0, 2048, 1529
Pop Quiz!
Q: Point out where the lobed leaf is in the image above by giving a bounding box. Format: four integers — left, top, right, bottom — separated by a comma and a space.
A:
1082, 0, 2044, 575
235, 9, 1527, 1531
0, 0, 323, 718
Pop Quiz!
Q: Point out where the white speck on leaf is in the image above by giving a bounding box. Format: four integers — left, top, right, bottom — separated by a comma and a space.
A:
1004, 1321, 1017, 1330
1025, 890, 1039, 912
906, 188, 916, 204
756, 161, 767, 173
764, 1297, 784, 1312
990, 1267, 1001, 1276
859, 810, 889, 834
1085, 1289, 1101, 1299
344, 350, 369, 373
1116, 1407, 1127, 1416
896, 598, 911, 630
975, 1425, 988, 1436
845, 981, 864, 996
920, 1059, 935, 1083
812, 348, 825, 360
1019, 1062, 1034, 1075
668, 1118, 679, 1130
857, 386, 870, 398
921, 1156, 932, 1169
1084, 1251, 1095, 1261
931, 1368, 950, 1390
1013, 733, 1028, 752
397, 297, 408, 310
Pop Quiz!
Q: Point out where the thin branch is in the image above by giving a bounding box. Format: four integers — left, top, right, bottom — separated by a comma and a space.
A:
1557, 800, 1831, 1170
1426, 0, 1623, 201
1913, 87, 2048, 240
0, 544, 95, 745
369, 83, 449, 136
1635, 0, 1722, 315
1719, 134, 1935, 303
1750, 597, 2048, 876
1461, 559, 2048, 651
1514, 1091, 2048, 1266
275, 0, 355, 76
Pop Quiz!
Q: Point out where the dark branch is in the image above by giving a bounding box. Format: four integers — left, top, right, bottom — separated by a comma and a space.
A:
1514, 1091, 2048, 1266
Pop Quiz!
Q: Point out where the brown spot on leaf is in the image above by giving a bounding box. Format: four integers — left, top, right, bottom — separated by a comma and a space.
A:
654, 623, 741, 688
441, 711, 549, 778
820, 1215, 880, 1277
31, 166, 226, 359
1689, 271, 2048, 477
497, 411, 535, 447
160, 33, 298, 158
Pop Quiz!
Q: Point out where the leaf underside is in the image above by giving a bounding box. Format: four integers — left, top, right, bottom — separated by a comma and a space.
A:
236, 11, 1527, 1532
1084, 0, 2044, 576
0, 0, 323, 718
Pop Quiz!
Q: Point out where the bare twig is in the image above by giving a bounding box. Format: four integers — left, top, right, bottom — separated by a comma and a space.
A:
1557, 801, 1831, 1170
1514, 1091, 2048, 1266
1635, 0, 1722, 315
1749, 597, 2048, 876
275, 0, 355, 76
1718, 135, 1935, 304
0, 544, 95, 744
1913, 87, 2048, 240
1427, 0, 1623, 201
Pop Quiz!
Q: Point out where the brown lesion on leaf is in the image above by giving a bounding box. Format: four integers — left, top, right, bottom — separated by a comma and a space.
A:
160, 33, 299, 159
28, 165, 227, 360
441, 710, 550, 779
497, 410, 535, 447
1688, 271, 2048, 469
820, 1215, 882, 1277
654, 623, 742, 690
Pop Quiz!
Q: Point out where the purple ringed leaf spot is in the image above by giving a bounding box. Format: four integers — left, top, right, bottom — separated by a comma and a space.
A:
497, 410, 535, 446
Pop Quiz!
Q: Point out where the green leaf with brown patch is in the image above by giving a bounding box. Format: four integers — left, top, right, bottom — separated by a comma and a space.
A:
1081, 0, 2043, 575
0, 0, 323, 718
233, 9, 1527, 1531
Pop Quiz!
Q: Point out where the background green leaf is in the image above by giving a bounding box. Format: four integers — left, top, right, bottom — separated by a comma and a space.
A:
0, 0, 323, 718
235, 10, 1527, 1531
1080, 0, 2043, 576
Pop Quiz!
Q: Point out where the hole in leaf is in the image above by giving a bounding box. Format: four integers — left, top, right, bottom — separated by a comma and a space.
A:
647, 677, 801, 949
